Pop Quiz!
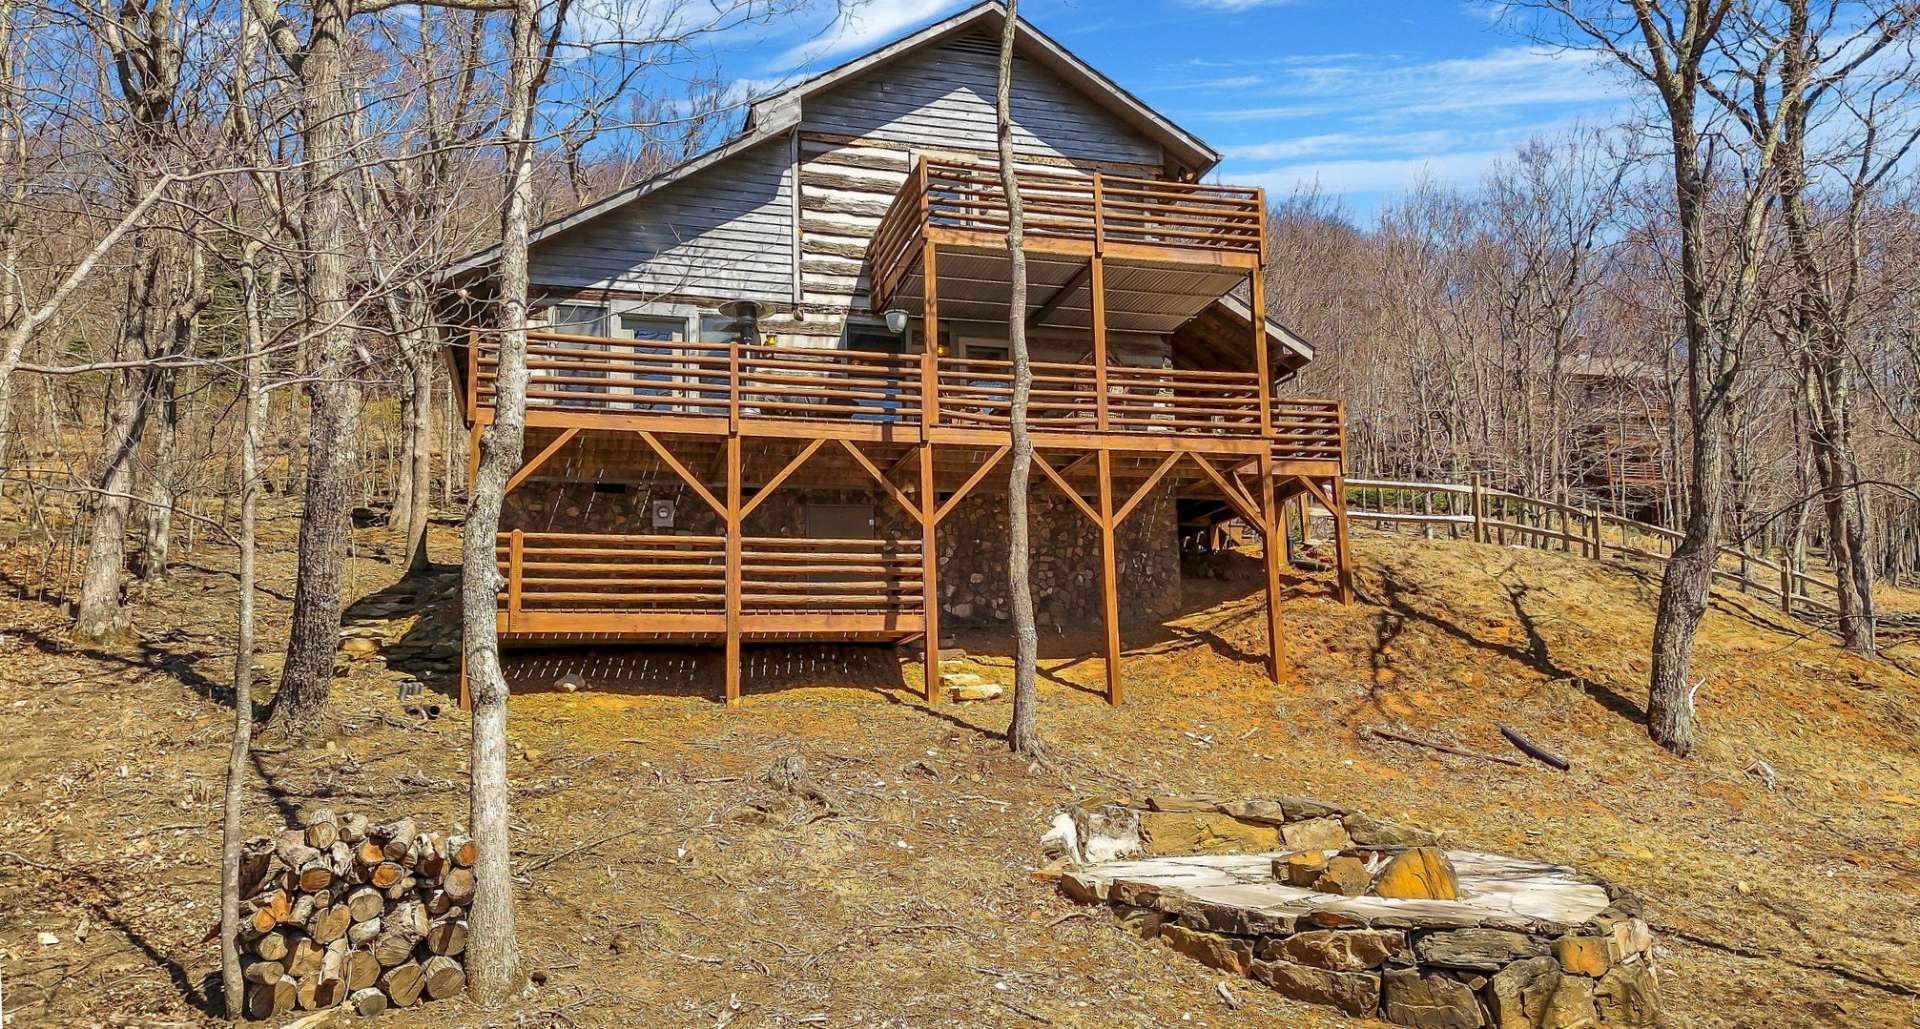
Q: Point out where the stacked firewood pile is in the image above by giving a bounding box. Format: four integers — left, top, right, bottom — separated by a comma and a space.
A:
233, 810, 473, 1019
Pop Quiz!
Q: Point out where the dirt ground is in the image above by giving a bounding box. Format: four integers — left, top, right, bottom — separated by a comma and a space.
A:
1, 504, 1917, 1028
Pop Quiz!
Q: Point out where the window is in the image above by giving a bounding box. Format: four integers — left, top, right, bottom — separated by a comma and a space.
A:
698, 314, 738, 344
845, 320, 905, 355
537, 303, 610, 406
960, 337, 1008, 363
617, 314, 689, 413
542, 303, 608, 337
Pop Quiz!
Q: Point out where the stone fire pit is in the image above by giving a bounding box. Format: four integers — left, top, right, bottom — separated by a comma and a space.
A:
1049, 796, 1659, 1028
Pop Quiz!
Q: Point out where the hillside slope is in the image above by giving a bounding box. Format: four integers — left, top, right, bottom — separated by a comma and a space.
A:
0, 516, 1915, 1027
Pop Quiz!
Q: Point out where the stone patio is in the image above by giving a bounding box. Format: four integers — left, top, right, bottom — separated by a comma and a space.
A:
1049, 796, 1660, 1028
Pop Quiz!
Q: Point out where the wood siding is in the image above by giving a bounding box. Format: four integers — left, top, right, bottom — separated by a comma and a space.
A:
801, 31, 1163, 166
530, 137, 795, 303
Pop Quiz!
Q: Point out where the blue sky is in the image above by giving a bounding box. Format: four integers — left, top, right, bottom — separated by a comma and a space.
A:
695, 0, 1628, 221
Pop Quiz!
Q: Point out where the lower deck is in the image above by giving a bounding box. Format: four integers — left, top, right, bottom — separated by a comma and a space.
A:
472, 424, 1352, 709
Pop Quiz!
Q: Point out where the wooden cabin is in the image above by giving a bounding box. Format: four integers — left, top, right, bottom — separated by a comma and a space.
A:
440, 1, 1352, 706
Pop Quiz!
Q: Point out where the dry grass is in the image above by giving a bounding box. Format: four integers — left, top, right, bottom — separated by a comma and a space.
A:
0, 508, 1916, 1028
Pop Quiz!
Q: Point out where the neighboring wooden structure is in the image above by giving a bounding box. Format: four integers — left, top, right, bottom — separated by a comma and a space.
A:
440, 2, 1351, 707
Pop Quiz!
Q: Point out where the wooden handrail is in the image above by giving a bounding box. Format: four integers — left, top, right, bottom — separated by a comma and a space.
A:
496, 532, 929, 619
867, 157, 1266, 311
1332, 478, 1846, 624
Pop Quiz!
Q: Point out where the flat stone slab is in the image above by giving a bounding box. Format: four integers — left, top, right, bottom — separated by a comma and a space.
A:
1074, 850, 1611, 934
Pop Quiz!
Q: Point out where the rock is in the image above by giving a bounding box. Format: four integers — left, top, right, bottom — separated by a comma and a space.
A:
1345, 812, 1440, 848
1146, 795, 1219, 812
947, 681, 1003, 702
340, 638, 380, 657
1277, 795, 1349, 820
1594, 959, 1659, 1026
1170, 896, 1298, 937
1541, 975, 1598, 1028
554, 673, 583, 693
1417, 928, 1548, 971
1138, 811, 1280, 855
1372, 847, 1461, 900
36, 932, 58, 947
1313, 856, 1372, 896
1259, 929, 1406, 972
1381, 967, 1485, 1029
1552, 934, 1617, 977
1608, 917, 1652, 957
1276, 851, 1329, 888
1489, 956, 1562, 1029
1058, 871, 1105, 905
1250, 959, 1381, 1019
1115, 905, 1167, 939
1217, 798, 1289, 825
1280, 816, 1351, 851
1158, 923, 1253, 975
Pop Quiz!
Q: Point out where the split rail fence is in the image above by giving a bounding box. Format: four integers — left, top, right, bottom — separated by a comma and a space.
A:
1323, 477, 1842, 622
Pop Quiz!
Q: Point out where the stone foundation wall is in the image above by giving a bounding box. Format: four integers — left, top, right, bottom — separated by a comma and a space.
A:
936, 487, 1180, 629
502, 480, 1182, 630
1055, 796, 1661, 1029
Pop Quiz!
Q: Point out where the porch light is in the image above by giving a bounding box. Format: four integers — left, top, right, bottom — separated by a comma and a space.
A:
882, 308, 909, 334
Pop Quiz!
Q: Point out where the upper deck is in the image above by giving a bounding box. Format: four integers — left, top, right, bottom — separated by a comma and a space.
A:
868, 160, 1266, 339
459, 330, 1344, 470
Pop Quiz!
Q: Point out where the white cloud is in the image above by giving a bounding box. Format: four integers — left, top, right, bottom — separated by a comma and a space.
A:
1195, 45, 1618, 122
1236, 149, 1510, 196
772, 0, 971, 69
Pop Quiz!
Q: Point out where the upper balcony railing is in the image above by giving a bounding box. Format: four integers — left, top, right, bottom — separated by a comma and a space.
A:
869, 159, 1265, 307
470, 331, 1344, 465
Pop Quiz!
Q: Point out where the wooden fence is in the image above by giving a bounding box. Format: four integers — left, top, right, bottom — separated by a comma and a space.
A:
1327, 477, 1843, 621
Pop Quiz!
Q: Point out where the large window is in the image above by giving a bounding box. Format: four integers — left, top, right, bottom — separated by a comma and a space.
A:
618, 314, 689, 413
538, 303, 610, 406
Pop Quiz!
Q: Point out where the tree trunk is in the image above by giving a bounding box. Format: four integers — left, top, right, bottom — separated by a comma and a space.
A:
1804, 347, 1876, 653
463, 0, 536, 1003
1646, 422, 1720, 758
73, 253, 162, 642
995, 0, 1041, 759
221, 244, 270, 1017
137, 367, 177, 580
399, 332, 435, 576
264, 0, 361, 739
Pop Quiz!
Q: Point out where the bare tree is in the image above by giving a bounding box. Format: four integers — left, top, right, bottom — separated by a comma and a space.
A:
1757, 0, 1919, 655
996, 0, 1040, 759
1528, 0, 1801, 755
461, 0, 547, 1000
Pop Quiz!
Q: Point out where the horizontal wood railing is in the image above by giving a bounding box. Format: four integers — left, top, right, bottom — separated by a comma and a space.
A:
1325, 478, 1844, 622
1271, 398, 1345, 465
870, 159, 1264, 307
495, 531, 926, 630
468, 332, 1347, 465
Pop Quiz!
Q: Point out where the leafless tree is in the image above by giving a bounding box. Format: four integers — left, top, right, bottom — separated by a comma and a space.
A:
996, 0, 1041, 759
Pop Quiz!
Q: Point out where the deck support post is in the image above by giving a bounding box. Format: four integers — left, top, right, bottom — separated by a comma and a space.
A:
724, 434, 742, 707
1250, 217, 1273, 439
1096, 449, 1121, 704
919, 442, 941, 703
921, 241, 940, 428
1098, 177, 1113, 433
1257, 451, 1287, 684
1329, 475, 1354, 605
